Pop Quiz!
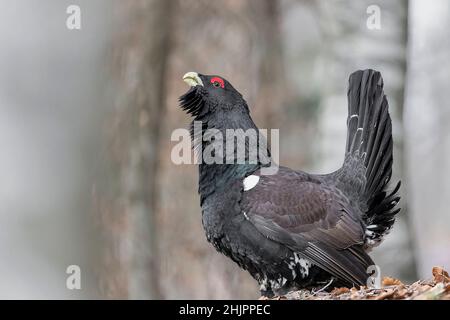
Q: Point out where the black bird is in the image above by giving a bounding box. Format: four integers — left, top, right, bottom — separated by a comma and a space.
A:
179, 70, 400, 297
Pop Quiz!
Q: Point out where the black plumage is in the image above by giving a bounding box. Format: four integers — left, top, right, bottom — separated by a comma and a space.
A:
179, 70, 400, 296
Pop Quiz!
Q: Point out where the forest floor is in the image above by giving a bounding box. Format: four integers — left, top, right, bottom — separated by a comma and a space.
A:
265, 267, 450, 300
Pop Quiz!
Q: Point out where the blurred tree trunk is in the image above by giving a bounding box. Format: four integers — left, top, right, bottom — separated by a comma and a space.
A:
315, 0, 417, 281
95, 0, 174, 299
404, 0, 450, 277
249, 0, 287, 129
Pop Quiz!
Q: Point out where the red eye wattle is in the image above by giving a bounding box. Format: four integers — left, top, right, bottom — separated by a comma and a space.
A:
211, 77, 225, 88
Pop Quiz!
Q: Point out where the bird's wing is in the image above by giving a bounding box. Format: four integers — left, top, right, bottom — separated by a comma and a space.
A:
241, 168, 374, 286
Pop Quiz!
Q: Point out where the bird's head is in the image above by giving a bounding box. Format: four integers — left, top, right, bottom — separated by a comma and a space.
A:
179, 72, 272, 182
179, 72, 248, 120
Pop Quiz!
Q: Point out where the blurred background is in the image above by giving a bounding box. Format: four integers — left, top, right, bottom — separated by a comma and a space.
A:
0, 0, 449, 299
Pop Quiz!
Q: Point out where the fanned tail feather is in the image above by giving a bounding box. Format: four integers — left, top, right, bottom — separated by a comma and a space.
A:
342, 69, 401, 249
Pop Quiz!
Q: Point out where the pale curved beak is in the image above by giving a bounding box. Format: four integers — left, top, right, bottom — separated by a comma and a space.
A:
183, 72, 204, 87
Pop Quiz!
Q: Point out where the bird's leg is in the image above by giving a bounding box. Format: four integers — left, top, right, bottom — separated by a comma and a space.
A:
259, 278, 275, 298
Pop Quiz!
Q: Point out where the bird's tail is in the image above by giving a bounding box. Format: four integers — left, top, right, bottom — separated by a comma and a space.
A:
341, 69, 401, 249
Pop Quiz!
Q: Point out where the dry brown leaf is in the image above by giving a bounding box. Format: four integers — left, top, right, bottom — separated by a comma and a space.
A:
445, 283, 450, 293
432, 266, 450, 283
331, 287, 350, 295
374, 289, 396, 300
394, 288, 408, 299
414, 283, 446, 300
382, 277, 403, 286
419, 285, 432, 293
275, 267, 450, 300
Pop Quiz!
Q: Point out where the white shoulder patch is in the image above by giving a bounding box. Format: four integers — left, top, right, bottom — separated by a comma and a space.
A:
243, 175, 260, 191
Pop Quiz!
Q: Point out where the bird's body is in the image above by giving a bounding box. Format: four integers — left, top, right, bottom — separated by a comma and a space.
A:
179, 70, 400, 297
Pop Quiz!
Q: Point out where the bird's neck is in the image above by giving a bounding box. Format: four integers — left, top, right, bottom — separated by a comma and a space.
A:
193, 107, 270, 203
198, 163, 259, 203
